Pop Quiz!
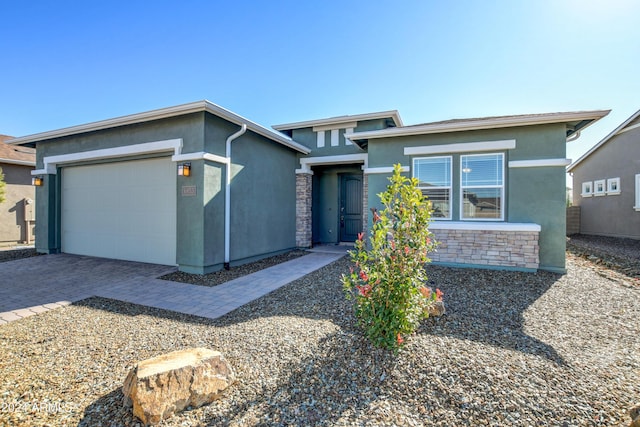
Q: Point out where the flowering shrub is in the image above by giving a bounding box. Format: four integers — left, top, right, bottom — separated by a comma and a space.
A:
342, 164, 441, 351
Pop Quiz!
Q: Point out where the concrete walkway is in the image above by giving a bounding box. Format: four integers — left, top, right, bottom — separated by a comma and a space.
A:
0, 249, 346, 325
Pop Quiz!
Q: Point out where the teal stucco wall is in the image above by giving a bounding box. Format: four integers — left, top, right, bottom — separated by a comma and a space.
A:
33, 113, 205, 258
32, 111, 301, 274
365, 123, 568, 272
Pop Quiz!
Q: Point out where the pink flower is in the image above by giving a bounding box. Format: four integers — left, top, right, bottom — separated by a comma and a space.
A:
357, 284, 372, 297
404, 246, 410, 255
397, 333, 404, 345
426, 237, 431, 245
357, 232, 364, 241
436, 288, 444, 301
359, 270, 368, 281
420, 286, 431, 298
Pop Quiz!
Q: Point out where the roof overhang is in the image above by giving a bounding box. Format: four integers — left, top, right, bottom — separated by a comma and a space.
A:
568, 108, 640, 172
6, 100, 311, 155
272, 110, 403, 132
345, 110, 610, 144
0, 158, 35, 167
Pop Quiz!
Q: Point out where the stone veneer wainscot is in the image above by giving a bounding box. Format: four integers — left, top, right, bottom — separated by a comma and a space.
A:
428, 222, 540, 270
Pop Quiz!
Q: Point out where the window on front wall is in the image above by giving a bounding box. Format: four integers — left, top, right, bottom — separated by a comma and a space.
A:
594, 179, 606, 196
461, 153, 504, 220
607, 177, 620, 195
413, 156, 452, 219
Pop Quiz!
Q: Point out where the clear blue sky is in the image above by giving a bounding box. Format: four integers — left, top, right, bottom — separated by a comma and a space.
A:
2, 0, 638, 182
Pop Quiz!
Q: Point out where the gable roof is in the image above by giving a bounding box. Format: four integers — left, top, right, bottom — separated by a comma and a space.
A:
567, 108, 640, 172
345, 110, 610, 144
5, 101, 310, 154
0, 135, 36, 166
272, 110, 403, 131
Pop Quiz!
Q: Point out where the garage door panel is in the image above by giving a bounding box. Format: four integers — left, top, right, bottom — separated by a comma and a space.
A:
62, 157, 177, 265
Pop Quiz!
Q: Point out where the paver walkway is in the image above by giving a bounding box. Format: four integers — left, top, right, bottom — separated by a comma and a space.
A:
0, 249, 346, 324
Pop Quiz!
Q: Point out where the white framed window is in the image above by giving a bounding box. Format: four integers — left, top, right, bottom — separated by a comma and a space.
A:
581, 181, 593, 197
330, 129, 339, 146
594, 179, 606, 196
635, 174, 640, 211
316, 131, 325, 148
607, 177, 620, 195
413, 156, 452, 219
460, 153, 504, 221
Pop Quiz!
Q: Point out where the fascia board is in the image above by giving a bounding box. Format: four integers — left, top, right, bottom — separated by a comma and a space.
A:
347, 110, 611, 141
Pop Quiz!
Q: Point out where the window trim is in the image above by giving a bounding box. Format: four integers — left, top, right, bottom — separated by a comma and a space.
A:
581, 181, 593, 197
594, 179, 606, 196
607, 177, 620, 195
459, 152, 505, 221
413, 155, 453, 220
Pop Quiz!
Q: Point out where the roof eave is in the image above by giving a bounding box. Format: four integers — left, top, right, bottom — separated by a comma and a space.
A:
0, 158, 36, 167
347, 110, 611, 142
568, 108, 640, 172
6, 100, 311, 155
272, 110, 403, 131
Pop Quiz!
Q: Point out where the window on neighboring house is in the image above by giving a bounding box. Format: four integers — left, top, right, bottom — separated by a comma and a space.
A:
635, 174, 640, 211
461, 153, 504, 220
581, 181, 593, 197
413, 156, 452, 219
594, 179, 606, 196
607, 177, 620, 195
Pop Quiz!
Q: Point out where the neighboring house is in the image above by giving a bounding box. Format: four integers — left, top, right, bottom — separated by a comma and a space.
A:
567, 109, 640, 239
7, 101, 608, 273
0, 135, 36, 246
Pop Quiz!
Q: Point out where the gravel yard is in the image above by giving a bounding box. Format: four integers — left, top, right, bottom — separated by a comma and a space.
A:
0, 248, 39, 264
160, 250, 308, 287
567, 234, 640, 282
0, 245, 638, 426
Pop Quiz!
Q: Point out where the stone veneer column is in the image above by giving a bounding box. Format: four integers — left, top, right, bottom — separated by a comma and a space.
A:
295, 173, 312, 248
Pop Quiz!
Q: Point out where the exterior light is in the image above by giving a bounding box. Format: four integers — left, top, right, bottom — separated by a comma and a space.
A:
178, 162, 191, 177
32, 176, 44, 186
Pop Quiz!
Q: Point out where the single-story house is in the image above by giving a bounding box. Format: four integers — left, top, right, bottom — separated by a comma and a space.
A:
0, 135, 36, 246
7, 101, 608, 273
567, 108, 640, 239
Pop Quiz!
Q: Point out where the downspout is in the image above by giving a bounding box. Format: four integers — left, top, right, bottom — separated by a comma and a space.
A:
224, 123, 247, 270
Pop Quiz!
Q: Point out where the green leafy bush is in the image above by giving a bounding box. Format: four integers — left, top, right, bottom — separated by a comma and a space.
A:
342, 163, 441, 351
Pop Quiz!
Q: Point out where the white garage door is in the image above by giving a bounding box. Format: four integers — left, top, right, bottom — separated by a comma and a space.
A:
61, 157, 177, 265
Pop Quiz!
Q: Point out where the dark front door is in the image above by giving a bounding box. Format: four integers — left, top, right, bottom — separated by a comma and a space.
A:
339, 174, 363, 242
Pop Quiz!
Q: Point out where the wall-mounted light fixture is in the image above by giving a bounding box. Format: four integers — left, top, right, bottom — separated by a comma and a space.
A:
177, 162, 191, 177
32, 176, 44, 186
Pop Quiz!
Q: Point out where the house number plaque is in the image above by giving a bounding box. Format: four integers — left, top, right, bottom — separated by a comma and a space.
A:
181, 185, 197, 197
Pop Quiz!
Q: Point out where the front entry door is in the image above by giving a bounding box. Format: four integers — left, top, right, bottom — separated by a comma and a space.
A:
339, 174, 363, 242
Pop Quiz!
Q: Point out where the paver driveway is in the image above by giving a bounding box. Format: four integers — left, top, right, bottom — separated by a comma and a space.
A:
0, 251, 344, 324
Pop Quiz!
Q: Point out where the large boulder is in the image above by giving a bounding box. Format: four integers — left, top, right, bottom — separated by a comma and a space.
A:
123, 348, 235, 425
630, 403, 640, 427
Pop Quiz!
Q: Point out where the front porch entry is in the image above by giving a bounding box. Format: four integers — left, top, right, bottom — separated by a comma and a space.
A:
295, 163, 366, 247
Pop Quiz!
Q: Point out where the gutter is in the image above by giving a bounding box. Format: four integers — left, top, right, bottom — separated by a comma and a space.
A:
224, 124, 247, 269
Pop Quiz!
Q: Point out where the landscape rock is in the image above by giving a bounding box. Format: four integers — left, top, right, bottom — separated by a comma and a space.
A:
123, 348, 235, 425
428, 300, 446, 317
630, 403, 640, 427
